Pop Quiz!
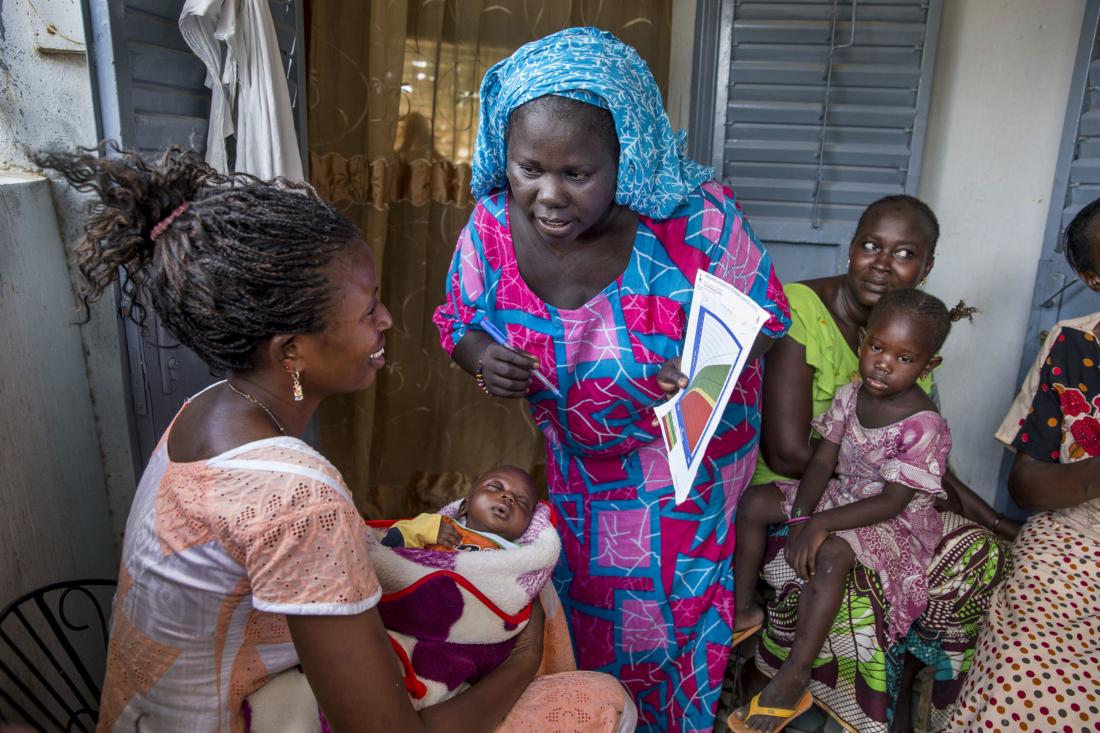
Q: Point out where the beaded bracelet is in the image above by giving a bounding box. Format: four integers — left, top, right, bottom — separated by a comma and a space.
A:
475, 360, 491, 394
786, 515, 812, 526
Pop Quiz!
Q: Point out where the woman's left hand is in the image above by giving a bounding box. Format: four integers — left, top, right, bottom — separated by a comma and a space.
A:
657, 357, 689, 396
785, 518, 829, 581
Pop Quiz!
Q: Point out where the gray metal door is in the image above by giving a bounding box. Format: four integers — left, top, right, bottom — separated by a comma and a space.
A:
85, 0, 307, 471
690, 0, 942, 283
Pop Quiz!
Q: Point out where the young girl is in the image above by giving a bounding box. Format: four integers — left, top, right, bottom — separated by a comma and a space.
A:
729, 289, 963, 733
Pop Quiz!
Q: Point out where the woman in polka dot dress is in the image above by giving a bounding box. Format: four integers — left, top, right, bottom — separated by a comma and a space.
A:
948, 198, 1100, 732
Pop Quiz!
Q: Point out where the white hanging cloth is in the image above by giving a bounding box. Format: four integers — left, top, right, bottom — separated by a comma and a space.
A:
180, 0, 304, 181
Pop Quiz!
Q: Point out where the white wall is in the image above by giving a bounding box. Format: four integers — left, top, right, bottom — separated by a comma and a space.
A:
0, 0, 132, 600
0, 174, 117, 591
919, 0, 1087, 504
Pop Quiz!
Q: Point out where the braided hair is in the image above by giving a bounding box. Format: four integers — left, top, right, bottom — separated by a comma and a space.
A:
868, 288, 975, 354
856, 195, 940, 253
35, 144, 360, 373
1064, 196, 1100, 274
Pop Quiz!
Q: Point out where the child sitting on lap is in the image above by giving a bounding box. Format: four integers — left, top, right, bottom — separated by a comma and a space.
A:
381, 466, 536, 551
729, 289, 963, 733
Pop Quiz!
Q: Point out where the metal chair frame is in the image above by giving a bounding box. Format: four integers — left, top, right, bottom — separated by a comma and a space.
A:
0, 579, 117, 732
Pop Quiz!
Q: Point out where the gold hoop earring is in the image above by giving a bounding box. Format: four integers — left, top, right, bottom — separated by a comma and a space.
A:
291, 369, 304, 401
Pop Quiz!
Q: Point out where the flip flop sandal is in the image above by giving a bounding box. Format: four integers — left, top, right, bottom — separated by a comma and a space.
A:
726, 690, 814, 733
730, 622, 763, 648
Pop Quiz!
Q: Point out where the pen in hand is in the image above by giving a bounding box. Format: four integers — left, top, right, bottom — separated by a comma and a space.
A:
477, 318, 563, 398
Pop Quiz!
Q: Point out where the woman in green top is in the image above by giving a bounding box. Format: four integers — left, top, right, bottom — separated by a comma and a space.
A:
736, 196, 1017, 733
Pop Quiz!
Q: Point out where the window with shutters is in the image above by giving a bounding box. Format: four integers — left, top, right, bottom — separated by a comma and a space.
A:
693, 0, 942, 281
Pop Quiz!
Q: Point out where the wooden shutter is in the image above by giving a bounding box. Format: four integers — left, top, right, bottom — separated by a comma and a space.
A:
697, 0, 942, 281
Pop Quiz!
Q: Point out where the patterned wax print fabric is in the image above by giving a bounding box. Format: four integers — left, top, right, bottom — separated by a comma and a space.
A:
97, 394, 381, 733
751, 282, 933, 486
470, 26, 712, 220
752, 292, 1007, 733
433, 181, 789, 732
772, 382, 949, 643
948, 315, 1100, 732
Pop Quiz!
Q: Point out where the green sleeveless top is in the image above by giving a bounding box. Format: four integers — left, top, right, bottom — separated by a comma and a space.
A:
752, 282, 934, 485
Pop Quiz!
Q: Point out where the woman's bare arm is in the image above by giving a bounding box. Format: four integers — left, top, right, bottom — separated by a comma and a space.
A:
288, 602, 543, 733
759, 336, 818, 478
789, 437, 841, 518
941, 470, 1021, 540
1008, 451, 1100, 511
748, 330, 777, 363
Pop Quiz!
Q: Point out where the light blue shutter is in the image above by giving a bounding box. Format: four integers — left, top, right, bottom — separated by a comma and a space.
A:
1019, 0, 1100, 351
86, 0, 307, 467
997, 0, 1099, 512
697, 0, 942, 281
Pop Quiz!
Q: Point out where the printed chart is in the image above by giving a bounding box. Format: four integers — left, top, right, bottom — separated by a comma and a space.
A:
655, 271, 768, 503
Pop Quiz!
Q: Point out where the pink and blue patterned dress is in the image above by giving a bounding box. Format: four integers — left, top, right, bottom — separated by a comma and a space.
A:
434, 181, 789, 732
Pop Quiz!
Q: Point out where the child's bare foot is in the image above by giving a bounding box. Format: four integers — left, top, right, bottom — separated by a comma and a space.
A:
733, 604, 765, 633
729, 666, 810, 732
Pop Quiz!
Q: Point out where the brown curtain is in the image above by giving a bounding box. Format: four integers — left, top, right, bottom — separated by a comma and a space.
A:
309, 0, 673, 519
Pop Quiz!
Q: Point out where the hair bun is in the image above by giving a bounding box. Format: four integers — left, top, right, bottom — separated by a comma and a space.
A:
34, 143, 216, 305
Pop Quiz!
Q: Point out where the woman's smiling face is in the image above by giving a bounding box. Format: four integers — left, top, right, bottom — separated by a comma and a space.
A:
295, 242, 392, 397
506, 97, 620, 245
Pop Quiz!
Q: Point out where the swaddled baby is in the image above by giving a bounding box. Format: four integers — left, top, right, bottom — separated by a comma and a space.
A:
367, 465, 559, 708
381, 466, 536, 552
245, 465, 559, 730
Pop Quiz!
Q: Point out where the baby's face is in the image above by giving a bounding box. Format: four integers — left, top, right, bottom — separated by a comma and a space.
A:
464, 467, 537, 540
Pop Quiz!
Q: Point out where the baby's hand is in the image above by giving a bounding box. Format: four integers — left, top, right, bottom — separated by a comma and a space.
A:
656, 357, 688, 396
436, 520, 461, 549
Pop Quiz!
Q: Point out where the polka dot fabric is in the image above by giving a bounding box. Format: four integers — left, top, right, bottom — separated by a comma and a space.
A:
949, 319, 1100, 732
946, 513, 1100, 732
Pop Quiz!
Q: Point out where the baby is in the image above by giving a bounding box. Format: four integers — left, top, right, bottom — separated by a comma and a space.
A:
380, 465, 537, 551
367, 463, 558, 707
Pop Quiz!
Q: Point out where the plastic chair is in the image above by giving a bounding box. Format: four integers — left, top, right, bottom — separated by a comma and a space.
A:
0, 580, 116, 732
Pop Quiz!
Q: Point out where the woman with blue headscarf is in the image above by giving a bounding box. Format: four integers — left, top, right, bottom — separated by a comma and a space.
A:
434, 28, 791, 732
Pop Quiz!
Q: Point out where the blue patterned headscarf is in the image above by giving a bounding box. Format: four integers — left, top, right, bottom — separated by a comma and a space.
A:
471, 27, 713, 220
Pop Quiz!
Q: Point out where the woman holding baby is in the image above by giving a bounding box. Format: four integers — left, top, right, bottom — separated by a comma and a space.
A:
58, 25, 785, 733
46, 140, 630, 730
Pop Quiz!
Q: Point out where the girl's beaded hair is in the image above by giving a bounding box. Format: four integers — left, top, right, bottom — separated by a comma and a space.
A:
868, 288, 975, 353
